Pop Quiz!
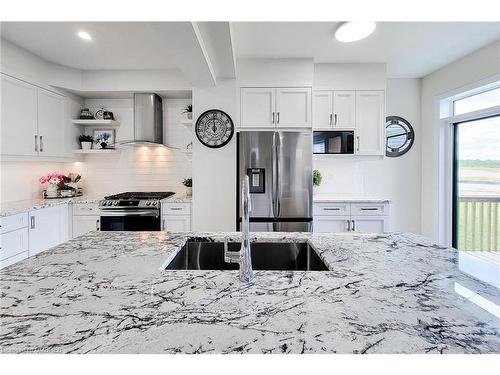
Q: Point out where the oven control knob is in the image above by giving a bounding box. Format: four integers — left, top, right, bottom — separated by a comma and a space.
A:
152, 201, 157, 206
146, 201, 151, 206
108, 201, 113, 206
113, 201, 118, 206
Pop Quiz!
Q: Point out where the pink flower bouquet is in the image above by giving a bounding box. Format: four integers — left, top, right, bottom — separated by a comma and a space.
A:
39, 172, 67, 187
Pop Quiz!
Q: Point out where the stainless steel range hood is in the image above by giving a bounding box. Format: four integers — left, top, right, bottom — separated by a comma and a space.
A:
122, 93, 163, 145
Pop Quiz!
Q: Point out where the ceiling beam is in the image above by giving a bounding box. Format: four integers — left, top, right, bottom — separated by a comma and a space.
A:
197, 22, 237, 79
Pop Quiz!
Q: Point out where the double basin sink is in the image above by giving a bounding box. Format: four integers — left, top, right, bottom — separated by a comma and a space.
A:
165, 241, 329, 271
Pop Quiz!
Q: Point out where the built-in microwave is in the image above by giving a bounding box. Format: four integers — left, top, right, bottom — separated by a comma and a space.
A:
313, 131, 354, 154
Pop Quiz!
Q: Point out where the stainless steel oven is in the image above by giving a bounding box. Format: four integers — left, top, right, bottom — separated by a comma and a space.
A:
99, 192, 174, 231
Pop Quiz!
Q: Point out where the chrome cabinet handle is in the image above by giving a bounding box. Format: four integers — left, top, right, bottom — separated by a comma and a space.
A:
329, 114, 333, 126
96, 219, 100, 231
35, 135, 38, 152
276, 112, 280, 124
162, 219, 165, 230
351, 220, 355, 232
346, 220, 351, 232
30, 216, 35, 229
40, 136, 44, 152
334, 114, 337, 126
361, 208, 379, 211
324, 208, 340, 211
169, 207, 183, 211
272, 112, 275, 124
356, 136, 360, 152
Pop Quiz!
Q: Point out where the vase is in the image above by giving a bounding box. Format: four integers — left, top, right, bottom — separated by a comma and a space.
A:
186, 187, 192, 197
46, 184, 58, 198
81, 141, 92, 150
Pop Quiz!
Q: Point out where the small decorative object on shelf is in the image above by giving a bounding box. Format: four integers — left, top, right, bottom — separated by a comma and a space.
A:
182, 104, 193, 120
313, 169, 322, 188
182, 178, 192, 197
78, 134, 94, 150
79, 108, 94, 120
103, 110, 114, 120
93, 129, 115, 149
40, 172, 82, 199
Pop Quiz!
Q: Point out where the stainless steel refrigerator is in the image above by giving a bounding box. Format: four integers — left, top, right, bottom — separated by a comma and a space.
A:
237, 131, 312, 232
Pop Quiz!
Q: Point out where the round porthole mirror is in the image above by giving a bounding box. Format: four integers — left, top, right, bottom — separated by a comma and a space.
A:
385, 116, 414, 157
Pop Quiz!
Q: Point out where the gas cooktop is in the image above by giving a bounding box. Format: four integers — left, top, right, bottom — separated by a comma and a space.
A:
104, 192, 175, 200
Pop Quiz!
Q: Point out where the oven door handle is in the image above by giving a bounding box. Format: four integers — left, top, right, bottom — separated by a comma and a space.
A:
100, 210, 159, 217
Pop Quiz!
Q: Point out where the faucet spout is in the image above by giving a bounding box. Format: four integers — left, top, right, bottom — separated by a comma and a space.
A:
239, 176, 255, 283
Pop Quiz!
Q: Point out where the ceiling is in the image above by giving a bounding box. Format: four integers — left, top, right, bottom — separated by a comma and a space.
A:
0, 22, 179, 70
231, 22, 500, 77
1, 22, 499, 78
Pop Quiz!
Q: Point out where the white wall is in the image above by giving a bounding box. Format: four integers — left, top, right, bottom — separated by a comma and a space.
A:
314, 78, 422, 233
314, 63, 386, 90
0, 161, 67, 202
237, 58, 314, 87
420, 40, 500, 241
192, 79, 238, 231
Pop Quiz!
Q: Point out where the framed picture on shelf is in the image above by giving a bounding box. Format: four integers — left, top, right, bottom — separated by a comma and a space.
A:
93, 129, 115, 149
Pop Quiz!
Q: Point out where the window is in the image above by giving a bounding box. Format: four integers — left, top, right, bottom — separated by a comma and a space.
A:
453, 115, 500, 251
454, 87, 500, 116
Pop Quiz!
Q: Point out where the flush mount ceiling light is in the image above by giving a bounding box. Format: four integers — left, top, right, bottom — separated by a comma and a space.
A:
334, 22, 376, 42
77, 31, 92, 41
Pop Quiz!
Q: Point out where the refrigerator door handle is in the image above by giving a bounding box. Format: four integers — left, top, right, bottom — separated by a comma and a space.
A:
272, 131, 278, 218
276, 132, 281, 217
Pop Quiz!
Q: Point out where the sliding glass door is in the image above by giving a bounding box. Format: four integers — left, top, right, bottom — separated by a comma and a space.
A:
453, 115, 500, 251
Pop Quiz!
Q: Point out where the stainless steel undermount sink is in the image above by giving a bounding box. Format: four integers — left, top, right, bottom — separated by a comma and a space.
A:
164, 241, 329, 271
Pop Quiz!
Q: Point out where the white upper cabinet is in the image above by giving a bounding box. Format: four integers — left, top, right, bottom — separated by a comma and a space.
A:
37, 89, 65, 158
276, 88, 311, 128
312, 91, 333, 129
1, 74, 38, 156
240, 87, 311, 128
240, 88, 275, 128
333, 91, 355, 129
355, 91, 385, 156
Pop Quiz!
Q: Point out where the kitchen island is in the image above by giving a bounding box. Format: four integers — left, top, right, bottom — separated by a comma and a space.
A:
0, 231, 499, 354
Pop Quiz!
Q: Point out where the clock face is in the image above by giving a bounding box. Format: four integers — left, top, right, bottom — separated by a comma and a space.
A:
195, 109, 234, 148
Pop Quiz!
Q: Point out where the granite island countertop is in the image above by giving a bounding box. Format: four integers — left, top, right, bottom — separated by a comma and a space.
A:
0, 231, 499, 354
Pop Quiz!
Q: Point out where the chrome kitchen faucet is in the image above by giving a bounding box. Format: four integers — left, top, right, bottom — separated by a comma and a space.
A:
224, 176, 255, 283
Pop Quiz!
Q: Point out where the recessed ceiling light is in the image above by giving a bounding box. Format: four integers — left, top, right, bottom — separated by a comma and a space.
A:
77, 31, 92, 41
334, 22, 376, 43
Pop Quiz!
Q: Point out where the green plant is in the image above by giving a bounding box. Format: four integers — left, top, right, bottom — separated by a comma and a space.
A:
182, 178, 192, 187
313, 170, 322, 187
79, 134, 94, 142
182, 104, 192, 114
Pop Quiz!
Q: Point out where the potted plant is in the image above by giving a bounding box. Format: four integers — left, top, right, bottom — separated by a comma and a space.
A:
182, 178, 192, 196
182, 104, 193, 120
79, 134, 94, 150
313, 170, 322, 189
39, 172, 68, 198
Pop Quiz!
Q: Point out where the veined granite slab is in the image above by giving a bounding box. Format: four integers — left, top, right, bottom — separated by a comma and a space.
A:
161, 193, 192, 204
0, 231, 498, 354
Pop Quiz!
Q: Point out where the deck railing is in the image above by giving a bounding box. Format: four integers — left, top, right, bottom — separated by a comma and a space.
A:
458, 195, 499, 251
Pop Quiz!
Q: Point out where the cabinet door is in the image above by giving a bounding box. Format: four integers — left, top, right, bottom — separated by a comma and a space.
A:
355, 91, 385, 155
72, 216, 100, 238
0, 228, 29, 261
1, 74, 38, 156
37, 89, 66, 158
351, 217, 387, 233
240, 88, 275, 128
276, 88, 312, 128
28, 205, 63, 256
313, 216, 351, 233
312, 90, 333, 129
163, 215, 191, 232
333, 91, 355, 129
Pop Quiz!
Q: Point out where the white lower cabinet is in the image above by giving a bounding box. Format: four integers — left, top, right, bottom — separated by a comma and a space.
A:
313, 201, 389, 233
162, 203, 191, 232
71, 203, 100, 238
28, 205, 67, 257
0, 212, 29, 269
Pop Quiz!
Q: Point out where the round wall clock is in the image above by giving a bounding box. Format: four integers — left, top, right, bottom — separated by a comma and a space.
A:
195, 109, 234, 148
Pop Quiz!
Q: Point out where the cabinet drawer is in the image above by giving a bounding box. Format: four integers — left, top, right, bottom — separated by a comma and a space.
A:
351, 203, 388, 216
0, 227, 29, 261
0, 212, 29, 234
313, 203, 350, 216
72, 203, 99, 216
162, 203, 191, 215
